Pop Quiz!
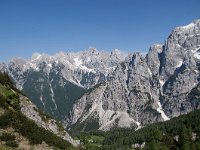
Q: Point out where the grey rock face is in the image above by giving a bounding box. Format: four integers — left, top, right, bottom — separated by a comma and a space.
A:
66, 53, 164, 130
146, 44, 163, 76
160, 20, 200, 79
160, 20, 200, 117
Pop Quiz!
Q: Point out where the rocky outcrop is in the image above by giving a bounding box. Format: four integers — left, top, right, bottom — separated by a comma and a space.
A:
160, 20, 200, 117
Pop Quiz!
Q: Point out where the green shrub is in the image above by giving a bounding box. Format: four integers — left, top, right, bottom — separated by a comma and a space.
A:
0, 94, 7, 108
0, 133, 15, 141
0, 72, 14, 86
7, 93, 18, 100
0, 111, 13, 128
5, 140, 18, 147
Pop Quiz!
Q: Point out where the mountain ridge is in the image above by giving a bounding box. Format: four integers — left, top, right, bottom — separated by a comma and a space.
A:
0, 48, 126, 122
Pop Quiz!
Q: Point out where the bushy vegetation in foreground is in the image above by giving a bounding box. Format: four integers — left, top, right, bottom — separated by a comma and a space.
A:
0, 110, 73, 149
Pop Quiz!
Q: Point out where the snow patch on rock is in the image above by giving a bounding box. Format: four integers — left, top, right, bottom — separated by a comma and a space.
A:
156, 101, 170, 121
176, 60, 183, 68
49, 81, 57, 110
159, 79, 165, 87
178, 22, 195, 30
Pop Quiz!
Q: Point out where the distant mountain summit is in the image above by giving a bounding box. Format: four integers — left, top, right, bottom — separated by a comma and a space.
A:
1, 19, 200, 132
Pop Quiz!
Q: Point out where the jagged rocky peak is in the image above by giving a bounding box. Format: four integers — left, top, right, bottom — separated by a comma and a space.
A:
5, 58, 26, 74
149, 44, 163, 53
54, 50, 68, 57
174, 19, 200, 32
31, 52, 42, 61
159, 19, 200, 80
169, 19, 200, 50
10, 57, 26, 66
157, 20, 200, 117
27, 47, 127, 71
5, 47, 126, 78
87, 46, 98, 54
31, 52, 54, 63
110, 49, 126, 59
146, 44, 163, 76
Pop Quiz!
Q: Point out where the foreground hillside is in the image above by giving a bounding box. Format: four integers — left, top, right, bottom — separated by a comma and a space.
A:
0, 72, 78, 149
77, 109, 200, 150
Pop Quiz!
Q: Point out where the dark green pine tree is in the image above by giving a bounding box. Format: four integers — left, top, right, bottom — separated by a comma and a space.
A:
179, 125, 192, 150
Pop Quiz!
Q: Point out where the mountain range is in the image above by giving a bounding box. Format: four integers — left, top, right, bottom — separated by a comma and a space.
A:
1, 19, 200, 132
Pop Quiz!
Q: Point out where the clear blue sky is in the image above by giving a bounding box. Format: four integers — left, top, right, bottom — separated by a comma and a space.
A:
0, 0, 200, 62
